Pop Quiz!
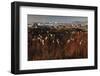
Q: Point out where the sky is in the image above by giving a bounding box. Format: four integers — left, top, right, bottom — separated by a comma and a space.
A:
28, 15, 88, 25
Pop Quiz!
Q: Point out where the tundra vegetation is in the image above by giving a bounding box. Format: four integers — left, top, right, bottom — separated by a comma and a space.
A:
28, 23, 88, 61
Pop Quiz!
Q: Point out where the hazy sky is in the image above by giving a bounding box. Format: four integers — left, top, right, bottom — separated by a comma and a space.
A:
28, 15, 88, 24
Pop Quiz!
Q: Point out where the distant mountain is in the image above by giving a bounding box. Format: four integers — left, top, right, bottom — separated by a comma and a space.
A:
72, 21, 87, 24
